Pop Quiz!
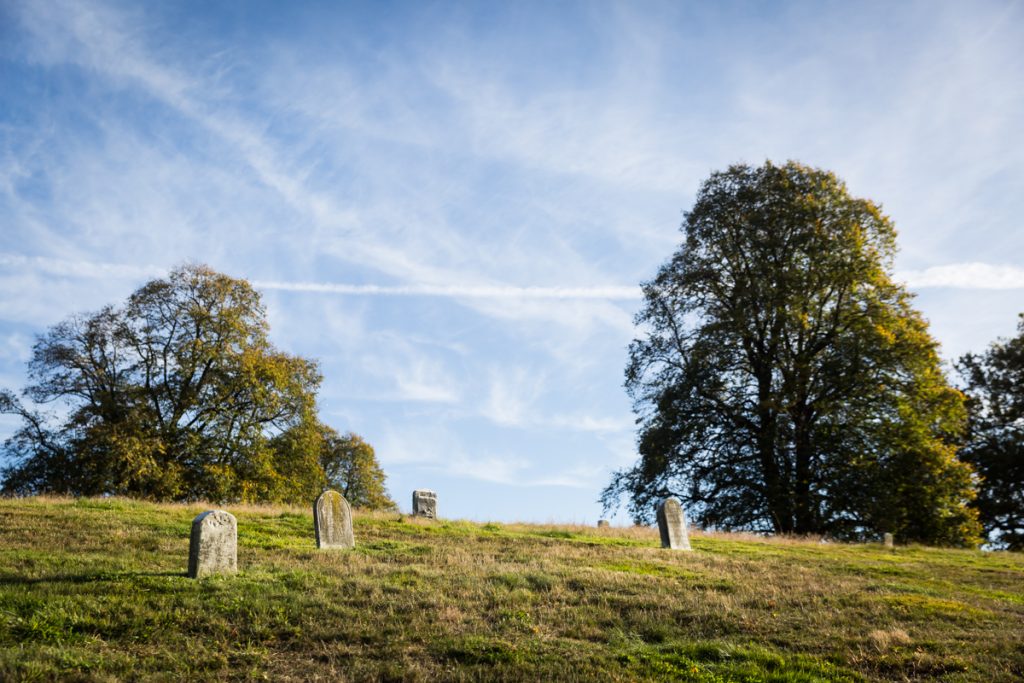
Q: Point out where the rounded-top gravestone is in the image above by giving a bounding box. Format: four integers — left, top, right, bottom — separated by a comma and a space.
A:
314, 490, 355, 549
188, 510, 238, 578
412, 489, 437, 518
656, 498, 691, 551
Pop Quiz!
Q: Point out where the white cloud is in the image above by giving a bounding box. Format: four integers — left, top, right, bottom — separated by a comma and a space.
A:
476, 365, 633, 434
0, 253, 162, 280
391, 358, 462, 404
480, 367, 544, 428
546, 414, 635, 434
899, 263, 1024, 290
374, 420, 608, 489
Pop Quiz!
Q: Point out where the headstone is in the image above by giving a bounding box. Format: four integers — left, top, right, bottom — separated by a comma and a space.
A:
412, 489, 437, 518
883, 532, 894, 548
314, 490, 354, 549
597, 520, 610, 528
188, 510, 237, 578
656, 498, 691, 550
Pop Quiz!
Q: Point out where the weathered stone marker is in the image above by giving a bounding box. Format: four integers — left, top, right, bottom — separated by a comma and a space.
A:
656, 498, 691, 550
412, 489, 437, 518
597, 520, 610, 528
188, 510, 237, 578
883, 532, 894, 548
314, 489, 354, 549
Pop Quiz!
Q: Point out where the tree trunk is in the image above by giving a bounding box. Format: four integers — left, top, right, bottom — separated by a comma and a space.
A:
793, 411, 814, 534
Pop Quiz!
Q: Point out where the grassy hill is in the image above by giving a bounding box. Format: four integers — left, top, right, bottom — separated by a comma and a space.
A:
0, 498, 1021, 682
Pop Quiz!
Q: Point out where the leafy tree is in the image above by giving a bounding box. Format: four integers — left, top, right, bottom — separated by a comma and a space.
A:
320, 429, 395, 510
957, 314, 1024, 550
603, 161, 980, 545
1, 264, 324, 503
274, 424, 395, 510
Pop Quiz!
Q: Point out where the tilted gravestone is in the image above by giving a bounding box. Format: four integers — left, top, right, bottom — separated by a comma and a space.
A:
314, 489, 354, 549
188, 510, 237, 578
597, 520, 610, 528
883, 532, 894, 548
412, 489, 437, 518
656, 498, 691, 550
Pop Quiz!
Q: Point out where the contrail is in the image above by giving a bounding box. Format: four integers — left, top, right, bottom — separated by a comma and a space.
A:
253, 281, 644, 300
262, 262, 1024, 298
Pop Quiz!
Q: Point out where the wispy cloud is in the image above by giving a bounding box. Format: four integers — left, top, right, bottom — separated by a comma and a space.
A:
0, 253, 162, 280
389, 357, 462, 404
898, 263, 1024, 290
477, 366, 633, 434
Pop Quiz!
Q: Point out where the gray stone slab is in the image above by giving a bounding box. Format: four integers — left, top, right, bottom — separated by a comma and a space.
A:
314, 490, 354, 549
597, 520, 610, 528
883, 532, 894, 548
656, 498, 691, 550
188, 510, 237, 578
412, 489, 437, 518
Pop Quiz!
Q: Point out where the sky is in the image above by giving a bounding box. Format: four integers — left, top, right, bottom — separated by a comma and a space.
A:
1, 0, 1022, 523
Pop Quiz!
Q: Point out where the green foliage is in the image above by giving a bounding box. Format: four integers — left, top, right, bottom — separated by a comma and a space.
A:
0, 265, 325, 503
957, 314, 1024, 549
605, 161, 980, 546
319, 428, 395, 510
272, 423, 395, 510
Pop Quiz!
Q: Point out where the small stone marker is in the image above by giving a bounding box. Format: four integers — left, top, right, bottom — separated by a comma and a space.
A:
188, 510, 237, 578
412, 489, 437, 518
597, 520, 610, 528
883, 532, 894, 548
314, 490, 355, 549
656, 498, 691, 551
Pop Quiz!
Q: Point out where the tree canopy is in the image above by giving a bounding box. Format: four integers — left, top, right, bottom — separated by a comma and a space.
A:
957, 314, 1024, 550
0, 264, 386, 505
272, 423, 395, 510
603, 161, 980, 546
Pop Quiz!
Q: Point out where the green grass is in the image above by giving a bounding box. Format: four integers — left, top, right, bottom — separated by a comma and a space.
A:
0, 498, 1022, 681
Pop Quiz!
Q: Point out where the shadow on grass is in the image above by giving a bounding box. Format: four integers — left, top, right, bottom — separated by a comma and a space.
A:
0, 570, 186, 585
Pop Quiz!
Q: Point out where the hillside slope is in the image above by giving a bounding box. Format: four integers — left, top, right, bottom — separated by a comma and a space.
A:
0, 498, 1021, 681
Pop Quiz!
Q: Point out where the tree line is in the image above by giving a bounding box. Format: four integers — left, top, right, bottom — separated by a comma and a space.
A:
0, 265, 393, 510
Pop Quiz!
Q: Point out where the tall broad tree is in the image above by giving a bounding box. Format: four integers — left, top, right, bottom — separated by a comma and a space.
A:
603, 161, 980, 545
957, 314, 1024, 550
1, 264, 325, 503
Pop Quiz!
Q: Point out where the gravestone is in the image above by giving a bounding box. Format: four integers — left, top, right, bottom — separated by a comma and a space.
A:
656, 498, 691, 550
883, 532, 894, 548
412, 489, 437, 518
597, 520, 610, 528
314, 490, 355, 549
188, 510, 237, 578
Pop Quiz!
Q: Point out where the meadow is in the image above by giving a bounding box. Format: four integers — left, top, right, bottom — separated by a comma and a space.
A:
0, 497, 1022, 681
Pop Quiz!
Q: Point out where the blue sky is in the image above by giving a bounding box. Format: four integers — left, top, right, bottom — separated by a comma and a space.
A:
1, 0, 1022, 522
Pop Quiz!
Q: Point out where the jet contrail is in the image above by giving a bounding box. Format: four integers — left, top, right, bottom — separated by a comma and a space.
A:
253, 281, 644, 300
